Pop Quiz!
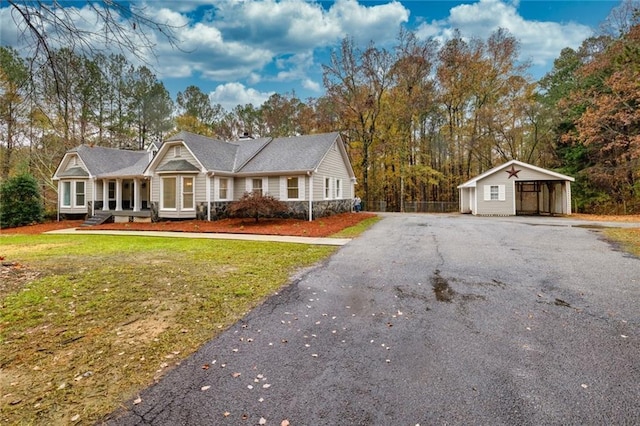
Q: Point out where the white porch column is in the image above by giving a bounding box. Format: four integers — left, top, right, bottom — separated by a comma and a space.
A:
115, 178, 123, 211
102, 179, 109, 211
133, 178, 141, 212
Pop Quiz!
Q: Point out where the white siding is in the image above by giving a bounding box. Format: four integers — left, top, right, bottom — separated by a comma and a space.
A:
314, 142, 353, 200
476, 175, 514, 215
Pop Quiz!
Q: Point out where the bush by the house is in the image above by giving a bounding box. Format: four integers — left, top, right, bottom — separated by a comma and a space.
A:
0, 174, 44, 228
228, 192, 288, 222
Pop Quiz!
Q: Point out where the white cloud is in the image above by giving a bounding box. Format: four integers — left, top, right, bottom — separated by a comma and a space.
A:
209, 82, 274, 111
415, 0, 593, 70
302, 78, 322, 93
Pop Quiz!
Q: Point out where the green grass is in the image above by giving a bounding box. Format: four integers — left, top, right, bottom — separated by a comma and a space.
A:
331, 215, 381, 238
0, 234, 336, 425
603, 227, 640, 257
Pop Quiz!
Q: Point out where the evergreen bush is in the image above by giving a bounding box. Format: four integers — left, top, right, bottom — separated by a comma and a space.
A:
0, 174, 44, 228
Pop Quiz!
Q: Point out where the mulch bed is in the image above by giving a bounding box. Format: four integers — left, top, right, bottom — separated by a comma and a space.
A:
1, 213, 377, 238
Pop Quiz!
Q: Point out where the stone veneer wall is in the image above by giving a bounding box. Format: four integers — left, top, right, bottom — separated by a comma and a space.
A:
151, 199, 352, 222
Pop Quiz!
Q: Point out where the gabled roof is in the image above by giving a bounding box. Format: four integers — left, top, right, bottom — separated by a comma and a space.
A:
165, 131, 239, 172
54, 145, 148, 179
458, 159, 575, 189
238, 132, 342, 174
157, 159, 200, 172
155, 131, 347, 176
57, 166, 89, 177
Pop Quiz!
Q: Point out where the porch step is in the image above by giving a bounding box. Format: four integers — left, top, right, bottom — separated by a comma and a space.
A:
81, 212, 113, 227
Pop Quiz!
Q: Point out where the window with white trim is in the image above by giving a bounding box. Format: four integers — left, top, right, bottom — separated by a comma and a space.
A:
324, 177, 331, 199
287, 177, 299, 199
484, 184, 505, 201
335, 178, 343, 199
75, 181, 85, 206
62, 181, 71, 207
174, 146, 181, 157
162, 177, 177, 209
61, 180, 86, 208
182, 177, 194, 210
252, 178, 263, 196
219, 178, 228, 200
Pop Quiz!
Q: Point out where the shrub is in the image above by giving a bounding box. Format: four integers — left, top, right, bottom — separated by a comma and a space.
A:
0, 174, 44, 228
228, 192, 288, 222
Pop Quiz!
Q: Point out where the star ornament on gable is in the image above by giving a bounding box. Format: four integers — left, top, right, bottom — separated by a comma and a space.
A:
505, 165, 521, 179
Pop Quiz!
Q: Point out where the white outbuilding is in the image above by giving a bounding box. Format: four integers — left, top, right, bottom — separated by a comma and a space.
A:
458, 160, 575, 216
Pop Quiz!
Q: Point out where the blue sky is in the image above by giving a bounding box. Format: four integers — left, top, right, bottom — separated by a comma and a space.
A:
0, 0, 621, 111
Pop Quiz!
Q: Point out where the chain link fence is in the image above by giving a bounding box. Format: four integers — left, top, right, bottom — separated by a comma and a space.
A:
364, 201, 459, 213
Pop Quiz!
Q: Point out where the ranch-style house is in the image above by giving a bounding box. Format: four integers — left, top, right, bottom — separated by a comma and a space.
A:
52, 131, 356, 222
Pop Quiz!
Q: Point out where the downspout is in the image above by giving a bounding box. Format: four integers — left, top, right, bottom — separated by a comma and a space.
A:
308, 171, 313, 221
206, 171, 212, 221
57, 180, 60, 222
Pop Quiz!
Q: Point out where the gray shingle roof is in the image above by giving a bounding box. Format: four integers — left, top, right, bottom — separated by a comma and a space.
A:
74, 145, 148, 177
58, 166, 89, 177
166, 131, 239, 172
156, 159, 200, 172
238, 132, 340, 173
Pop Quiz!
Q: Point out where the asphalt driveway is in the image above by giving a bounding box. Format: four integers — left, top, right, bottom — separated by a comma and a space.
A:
106, 214, 640, 425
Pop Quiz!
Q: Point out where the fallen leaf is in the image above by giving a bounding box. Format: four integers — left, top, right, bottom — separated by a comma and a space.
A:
259, 418, 267, 425
201, 385, 211, 391
70, 414, 80, 422
281, 421, 290, 426
133, 397, 142, 405
223, 412, 231, 417
581, 384, 588, 389
232, 372, 241, 378
262, 384, 271, 389
202, 364, 210, 370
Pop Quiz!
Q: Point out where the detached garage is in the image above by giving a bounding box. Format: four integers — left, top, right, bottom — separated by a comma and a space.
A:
458, 160, 575, 216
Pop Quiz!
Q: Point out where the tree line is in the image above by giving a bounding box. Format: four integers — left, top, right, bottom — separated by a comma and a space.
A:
1, 2, 639, 214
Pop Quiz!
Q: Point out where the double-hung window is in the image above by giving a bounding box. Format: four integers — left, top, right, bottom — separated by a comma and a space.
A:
287, 177, 299, 199
484, 184, 505, 201
324, 177, 331, 199
252, 178, 263, 196
219, 178, 228, 200
182, 177, 194, 210
75, 181, 85, 206
335, 178, 343, 199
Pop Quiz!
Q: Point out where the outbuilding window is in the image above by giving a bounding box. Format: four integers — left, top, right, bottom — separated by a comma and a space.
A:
484, 184, 505, 201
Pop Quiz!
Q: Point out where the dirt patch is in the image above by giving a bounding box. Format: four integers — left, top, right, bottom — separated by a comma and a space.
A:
1, 213, 376, 238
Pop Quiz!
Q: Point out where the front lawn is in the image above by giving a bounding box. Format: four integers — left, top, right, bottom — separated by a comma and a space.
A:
0, 234, 336, 424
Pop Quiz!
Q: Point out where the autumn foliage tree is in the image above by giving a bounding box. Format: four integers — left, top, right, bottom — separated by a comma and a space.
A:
228, 192, 289, 222
559, 23, 640, 213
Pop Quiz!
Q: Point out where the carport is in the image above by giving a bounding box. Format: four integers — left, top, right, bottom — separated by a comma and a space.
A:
458, 160, 575, 216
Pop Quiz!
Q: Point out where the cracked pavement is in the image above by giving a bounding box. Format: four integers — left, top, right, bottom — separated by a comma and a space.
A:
105, 214, 640, 425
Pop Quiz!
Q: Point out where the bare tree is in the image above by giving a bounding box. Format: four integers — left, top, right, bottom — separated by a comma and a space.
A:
5, 1, 181, 95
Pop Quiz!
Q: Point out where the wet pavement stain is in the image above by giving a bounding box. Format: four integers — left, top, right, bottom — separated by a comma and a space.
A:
431, 269, 455, 302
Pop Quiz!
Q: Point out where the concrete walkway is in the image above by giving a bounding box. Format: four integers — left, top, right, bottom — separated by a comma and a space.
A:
44, 228, 351, 246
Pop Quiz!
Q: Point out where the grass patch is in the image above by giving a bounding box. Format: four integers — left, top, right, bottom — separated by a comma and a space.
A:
331, 215, 381, 238
0, 234, 335, 424
603, 227, 640, 257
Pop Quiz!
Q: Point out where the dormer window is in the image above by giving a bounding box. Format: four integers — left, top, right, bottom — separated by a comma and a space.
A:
71, 156, 77, 166
174, 146, 181, 157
